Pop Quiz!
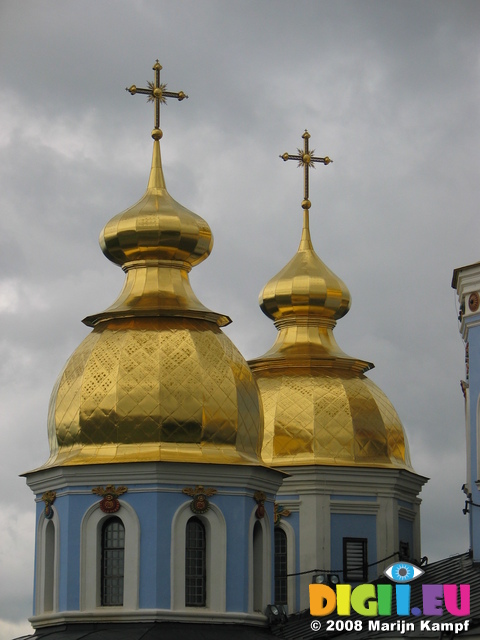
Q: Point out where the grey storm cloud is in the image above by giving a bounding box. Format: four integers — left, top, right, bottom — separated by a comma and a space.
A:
0, 1, 479, 636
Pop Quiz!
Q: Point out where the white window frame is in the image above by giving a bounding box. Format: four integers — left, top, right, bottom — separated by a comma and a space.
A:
275, 520, 296, 613
80, 500, 140, 611
248, 507, 271, 614
171, 501, 226, 612
35, 509, 60, 615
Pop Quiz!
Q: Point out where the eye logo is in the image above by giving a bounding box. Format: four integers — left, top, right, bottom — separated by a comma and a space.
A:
384, 561, 424, 583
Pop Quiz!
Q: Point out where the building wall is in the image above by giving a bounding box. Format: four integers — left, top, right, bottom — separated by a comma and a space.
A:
26, 462, 283, 629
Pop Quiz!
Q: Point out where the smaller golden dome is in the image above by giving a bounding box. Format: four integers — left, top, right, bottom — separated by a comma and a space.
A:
260, 211, 351, 324
250, 208, 413, 472
100, 141, 211, 269
84, 141, 230, 328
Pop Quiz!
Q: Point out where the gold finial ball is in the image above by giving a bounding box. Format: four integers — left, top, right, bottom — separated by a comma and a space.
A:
151, 128, 163, 140
302, 199, 311, 209
324, 156, 332, 165
302, 130, 311, 139
153, 87, 163, 99
153, 61, 162, 70
303, 153, 311, 164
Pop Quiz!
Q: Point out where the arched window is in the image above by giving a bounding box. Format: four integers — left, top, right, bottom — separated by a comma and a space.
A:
185, 517, 206, 607
274, 527, 288, 604
252, 520, 263, 612
171, 502, 226, 612
43, 520, 55, 612
101, 517, 125, 606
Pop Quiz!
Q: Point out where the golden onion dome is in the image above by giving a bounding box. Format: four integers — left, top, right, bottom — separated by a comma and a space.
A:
249, 209, 413, 471
260, 212, 351, 324
43, 65, 263, 468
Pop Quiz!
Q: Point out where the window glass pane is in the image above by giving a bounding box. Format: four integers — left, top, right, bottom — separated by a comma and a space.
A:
101, 518, 125, 606
185, 517, 206, 607
274, 528, 288, 604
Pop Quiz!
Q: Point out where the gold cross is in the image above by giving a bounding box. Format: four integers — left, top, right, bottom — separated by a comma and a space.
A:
126, 60, 188, 140
280, 130, 332, 210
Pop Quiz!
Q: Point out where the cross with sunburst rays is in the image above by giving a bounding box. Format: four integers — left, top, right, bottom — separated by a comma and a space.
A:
280, 130, 332, 210
126, 60, 188, 140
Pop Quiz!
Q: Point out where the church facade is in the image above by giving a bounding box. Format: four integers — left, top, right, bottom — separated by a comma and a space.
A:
453, 262, 480, 564
19, 63, 426, 639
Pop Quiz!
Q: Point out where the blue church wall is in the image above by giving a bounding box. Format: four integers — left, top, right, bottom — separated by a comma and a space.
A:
55, 491, 93, 612
32, 475, 279, 616
127, 490, 170, 610
217, 494, 251, 611
468, 326, 480, 480
330, 513, 377, 583
465, 321, 480, 560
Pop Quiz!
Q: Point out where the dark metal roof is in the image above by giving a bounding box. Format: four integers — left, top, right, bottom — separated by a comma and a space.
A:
13, 622, 279, 640
271, 552, 480, 639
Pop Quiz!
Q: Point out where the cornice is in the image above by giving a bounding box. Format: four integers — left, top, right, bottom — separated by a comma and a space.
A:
30, 608, 268, 629
24, 461, 285, 495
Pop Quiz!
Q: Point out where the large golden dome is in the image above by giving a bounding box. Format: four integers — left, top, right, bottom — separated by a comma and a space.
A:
46, 316, 262, 467
249, 208, 413, 471
43, 69, 263, 468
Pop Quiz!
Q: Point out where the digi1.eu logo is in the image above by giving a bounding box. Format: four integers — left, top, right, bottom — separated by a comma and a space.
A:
309, 560, 470, 618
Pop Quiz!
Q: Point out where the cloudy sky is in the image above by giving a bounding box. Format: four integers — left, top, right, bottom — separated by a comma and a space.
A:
1, 0, 479, 636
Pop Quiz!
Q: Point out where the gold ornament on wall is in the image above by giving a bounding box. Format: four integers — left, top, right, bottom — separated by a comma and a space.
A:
182, 485, 217, 514
254, 491, 267, 519
41, 491, 57, 520
92, 485, 128, 513
469, 292, 480, 312
274, 503, 291, 525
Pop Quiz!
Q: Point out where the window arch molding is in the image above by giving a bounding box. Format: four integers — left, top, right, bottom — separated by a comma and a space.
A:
80, 500, 140, 611
248, 506, 271, 614
35, 508, 60, 615
171, 501, 226, 612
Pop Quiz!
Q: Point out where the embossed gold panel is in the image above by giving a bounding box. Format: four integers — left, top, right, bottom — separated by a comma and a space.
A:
256, 369, 411, 469
45, 318, 263, 468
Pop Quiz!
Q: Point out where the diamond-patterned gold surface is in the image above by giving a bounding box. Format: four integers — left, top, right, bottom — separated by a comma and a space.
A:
255, 369, 412, 468
44, 318, 263, 468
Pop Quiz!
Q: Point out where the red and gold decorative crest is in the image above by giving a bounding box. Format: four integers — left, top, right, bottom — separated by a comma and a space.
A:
182, 485, 217, 514
254, 491, 267, 519
92, 485, 128, 513
274, 503, 291, 525
41, 491, 57, 520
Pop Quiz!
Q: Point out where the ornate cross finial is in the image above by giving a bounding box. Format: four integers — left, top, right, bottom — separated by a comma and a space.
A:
280, 130, 332, 210
126, 60, 188, 140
